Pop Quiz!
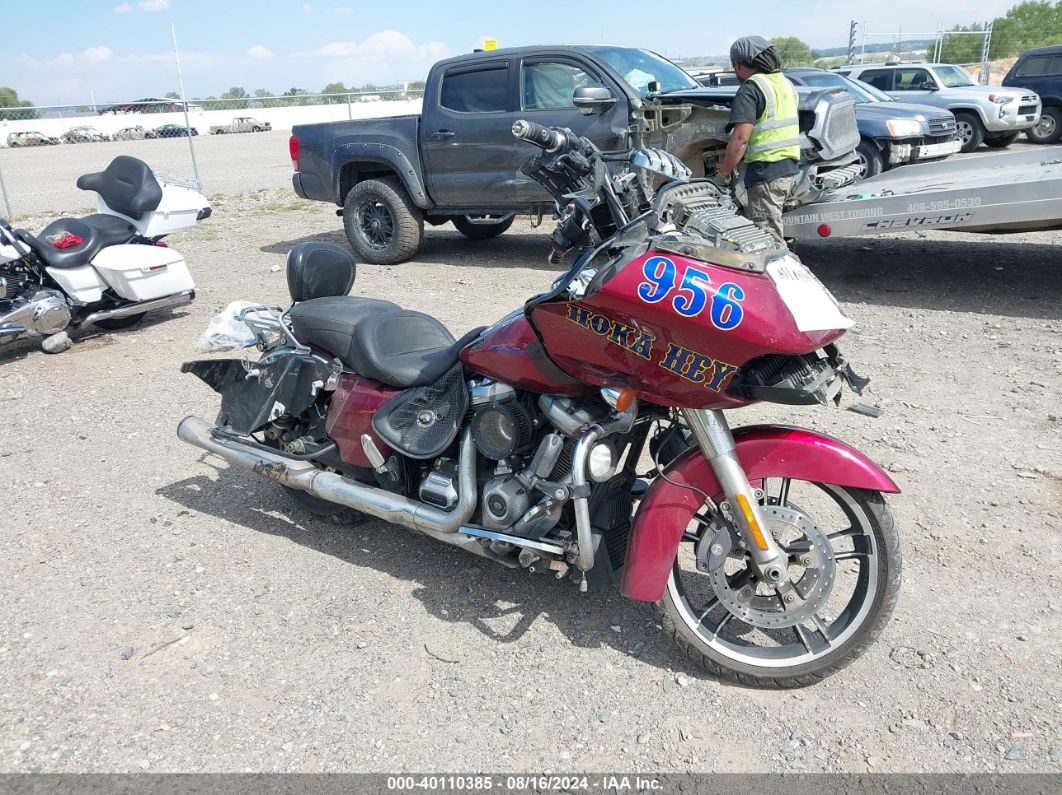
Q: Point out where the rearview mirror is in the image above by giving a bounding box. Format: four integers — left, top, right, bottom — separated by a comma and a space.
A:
918, 81, 939, 91
573, 84, 617, 116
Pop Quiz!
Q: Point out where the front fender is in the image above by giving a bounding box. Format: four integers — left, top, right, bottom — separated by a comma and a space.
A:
621, 424, 899, 602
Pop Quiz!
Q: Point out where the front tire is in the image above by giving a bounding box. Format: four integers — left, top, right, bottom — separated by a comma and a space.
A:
452, 215, 514, 240
954, 112, 985, 153
1027, 107, 1062, 144
855, 140, 884, 179
656, 482, 900, 688
983, 131, 1019, 148
343, 177, 423, 265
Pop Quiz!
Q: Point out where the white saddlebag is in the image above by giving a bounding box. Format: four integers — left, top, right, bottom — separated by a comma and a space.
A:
90, 244, 195, 301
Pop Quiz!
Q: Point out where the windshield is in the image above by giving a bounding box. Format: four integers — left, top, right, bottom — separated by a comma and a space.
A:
585, 46, 700, 96
934, 65, 976, 87
793, 71, 891, 103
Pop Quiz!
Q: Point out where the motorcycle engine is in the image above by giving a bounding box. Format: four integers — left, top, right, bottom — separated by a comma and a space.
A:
0, 289, 70, 340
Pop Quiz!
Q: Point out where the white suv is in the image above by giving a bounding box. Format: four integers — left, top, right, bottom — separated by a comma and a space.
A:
836, 63, 1041, 152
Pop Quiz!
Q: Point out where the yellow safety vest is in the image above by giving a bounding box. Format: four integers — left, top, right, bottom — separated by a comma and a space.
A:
745, 72, 801, 164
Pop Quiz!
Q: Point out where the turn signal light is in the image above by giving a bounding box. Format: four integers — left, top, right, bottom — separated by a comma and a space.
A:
615, 387, 636, 413
736, 493, 770, 551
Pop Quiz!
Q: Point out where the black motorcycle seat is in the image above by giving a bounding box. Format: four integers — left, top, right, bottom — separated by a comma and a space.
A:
32, 214, 137, 269
288, 296, 481, 388
76, 156, 163, 220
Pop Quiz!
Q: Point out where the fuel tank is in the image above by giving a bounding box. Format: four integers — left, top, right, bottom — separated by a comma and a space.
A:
459, 309, 594, 396
530, 249, 849, 409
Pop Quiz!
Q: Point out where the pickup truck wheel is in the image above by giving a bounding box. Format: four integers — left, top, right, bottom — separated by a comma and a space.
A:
855, 140, 883, 179
954, 112, 985, 153
452, 215, 514, 240
343, 177, 423, 265
983, 131, 1019, 148
1026, 108, 1062, 144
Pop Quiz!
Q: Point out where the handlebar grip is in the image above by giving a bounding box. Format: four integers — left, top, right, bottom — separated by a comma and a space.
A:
512, 119, 564, 152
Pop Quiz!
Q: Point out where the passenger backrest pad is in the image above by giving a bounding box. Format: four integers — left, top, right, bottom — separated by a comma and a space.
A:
286, 241, 357, 302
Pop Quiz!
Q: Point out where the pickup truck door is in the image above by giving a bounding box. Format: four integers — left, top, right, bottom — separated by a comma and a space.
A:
512, 55, 629, 202
421, 59, 525, 208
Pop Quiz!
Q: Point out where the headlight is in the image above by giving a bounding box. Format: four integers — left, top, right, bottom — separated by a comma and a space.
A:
886, 119, 924, 137
587, 441, 618, 482
988, 94, 1015, 104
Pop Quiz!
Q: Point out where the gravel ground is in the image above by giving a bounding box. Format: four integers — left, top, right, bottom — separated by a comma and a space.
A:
1, 190, 1060, 774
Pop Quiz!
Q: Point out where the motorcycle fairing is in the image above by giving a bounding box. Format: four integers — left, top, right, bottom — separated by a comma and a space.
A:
621, 425, 900, 602
181, 350, 334, 436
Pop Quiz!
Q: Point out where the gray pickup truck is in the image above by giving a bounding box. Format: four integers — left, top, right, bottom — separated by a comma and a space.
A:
291, 45, 862, 263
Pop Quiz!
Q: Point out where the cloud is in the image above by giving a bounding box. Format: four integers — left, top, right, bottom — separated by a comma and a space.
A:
83, 47, 115, 62
325, 4, 352, 13
42, 47, 115, 66
301, 2, 312, 11
114, 3, 132, 12
247, 44, 273, 59
138, 0, 171, 11
300, 30, 448, 61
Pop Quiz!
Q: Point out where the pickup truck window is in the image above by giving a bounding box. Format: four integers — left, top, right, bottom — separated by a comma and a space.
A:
584, 45, 699, 96
1017, 54, 1062, 77
522, 62, 593, 110
441, 66, 509, 113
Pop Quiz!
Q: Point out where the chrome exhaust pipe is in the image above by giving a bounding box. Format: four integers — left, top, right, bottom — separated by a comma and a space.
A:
82, 289, 195, 328
177, 416, 477, 536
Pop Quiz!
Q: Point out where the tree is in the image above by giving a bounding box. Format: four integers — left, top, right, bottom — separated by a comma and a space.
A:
321, 81, 349, 104
770, 36, 817, 67
220, 86, 249, 109
164, 91, 180, 99
282, 87, 314, 106
253, 88, 278, 108
0, 86, 39, 119
940, 23, 985, 64
989, 1, 1062, 58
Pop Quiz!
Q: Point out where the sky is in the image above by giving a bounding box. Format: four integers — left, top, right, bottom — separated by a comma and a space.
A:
3, 0, 1023, 106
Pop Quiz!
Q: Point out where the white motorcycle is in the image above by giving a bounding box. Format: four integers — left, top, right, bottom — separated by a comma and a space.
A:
0, 155, 209, 353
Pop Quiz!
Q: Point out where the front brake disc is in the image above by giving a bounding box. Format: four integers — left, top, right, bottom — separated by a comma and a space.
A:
697, 505, 836, 629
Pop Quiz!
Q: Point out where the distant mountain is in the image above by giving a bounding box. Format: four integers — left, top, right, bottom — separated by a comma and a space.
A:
814, 39, 935, 57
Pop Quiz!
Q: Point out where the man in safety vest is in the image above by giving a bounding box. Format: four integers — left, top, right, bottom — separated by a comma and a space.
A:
713, 36, 801, 244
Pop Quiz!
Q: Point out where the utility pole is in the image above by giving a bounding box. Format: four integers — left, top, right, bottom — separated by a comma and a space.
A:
979, 20, 994, 85
847, 20, 858, 65
171, 23, 202, 190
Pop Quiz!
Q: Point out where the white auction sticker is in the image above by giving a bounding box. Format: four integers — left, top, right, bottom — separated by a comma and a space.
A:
767, 256, 855, 332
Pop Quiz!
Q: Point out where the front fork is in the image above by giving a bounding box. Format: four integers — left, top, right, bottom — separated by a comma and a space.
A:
682, 408, 788, 584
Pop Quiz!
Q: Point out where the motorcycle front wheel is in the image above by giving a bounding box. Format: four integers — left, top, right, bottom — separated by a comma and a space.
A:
656, 480, 900, 688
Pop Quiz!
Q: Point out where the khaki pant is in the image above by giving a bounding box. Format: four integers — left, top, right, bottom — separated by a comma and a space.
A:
744, 175, 796, 244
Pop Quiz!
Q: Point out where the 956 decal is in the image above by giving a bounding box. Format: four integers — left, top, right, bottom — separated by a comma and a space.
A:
637, 255, 745, 331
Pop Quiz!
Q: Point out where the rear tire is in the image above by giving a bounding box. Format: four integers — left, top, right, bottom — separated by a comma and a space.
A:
1026, 107, 1062, 144
983, 131, 1019, 148
452, 215, 514, 240
343, 177, 423, 265
954, 112, 985, 153
94, 313, 146, 330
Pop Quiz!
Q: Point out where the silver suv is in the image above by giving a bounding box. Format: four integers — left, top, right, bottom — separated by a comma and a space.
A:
836, 63, 1041, 152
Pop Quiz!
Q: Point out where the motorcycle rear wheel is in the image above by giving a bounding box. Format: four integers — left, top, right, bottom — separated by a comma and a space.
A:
656, 481, 900, 688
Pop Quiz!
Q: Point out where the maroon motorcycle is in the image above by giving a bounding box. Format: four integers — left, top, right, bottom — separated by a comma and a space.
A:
178, 120, 901, 687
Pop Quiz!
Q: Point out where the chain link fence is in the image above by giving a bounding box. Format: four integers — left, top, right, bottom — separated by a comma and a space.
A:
0, 90, 424, 218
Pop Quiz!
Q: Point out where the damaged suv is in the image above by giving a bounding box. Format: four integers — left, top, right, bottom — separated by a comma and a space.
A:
292, 46, 861, 264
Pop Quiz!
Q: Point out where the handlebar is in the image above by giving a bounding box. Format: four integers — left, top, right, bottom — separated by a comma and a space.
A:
512, 119, 565, 152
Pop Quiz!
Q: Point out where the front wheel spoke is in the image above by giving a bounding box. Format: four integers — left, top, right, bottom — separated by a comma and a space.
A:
696, 597, 720, 626
834, 550, 870, 561
812, 613, 833, 641
827, 526, 857, 541
711, 611, 734, 638
681, 531, 701, 543
794, 623, 814, 652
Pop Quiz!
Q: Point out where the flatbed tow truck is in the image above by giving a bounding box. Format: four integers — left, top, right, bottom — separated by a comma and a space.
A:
782, 147, 1062, 239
